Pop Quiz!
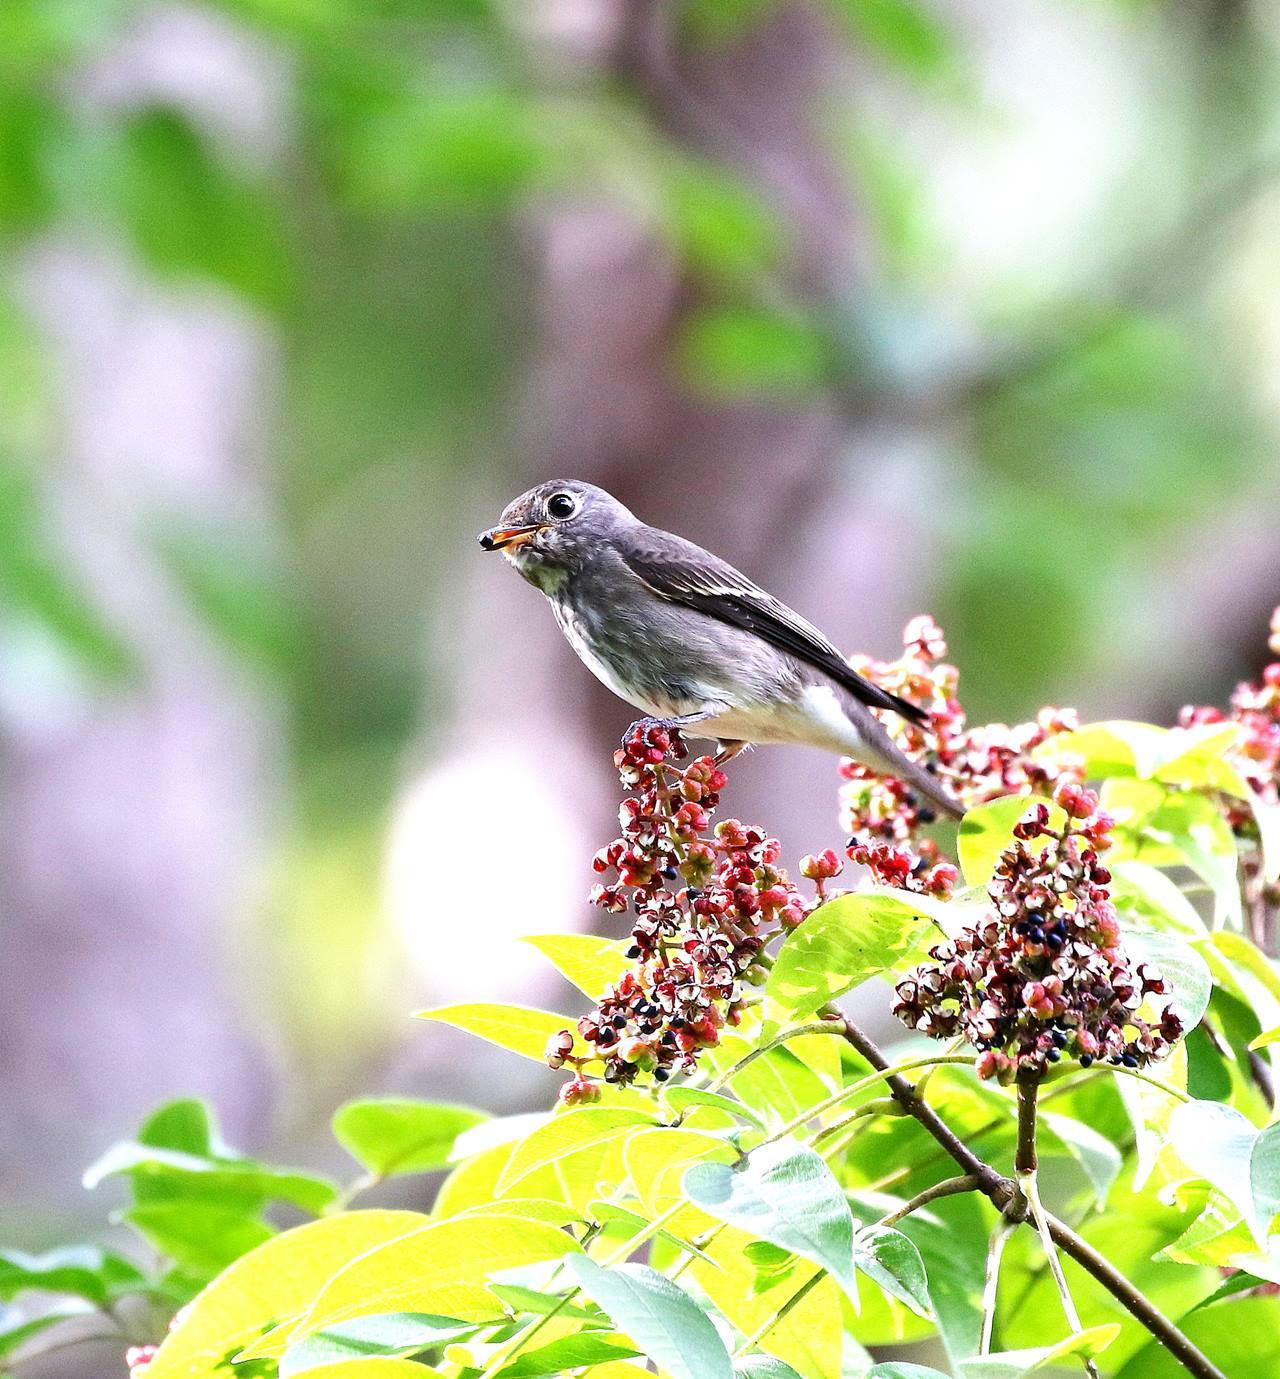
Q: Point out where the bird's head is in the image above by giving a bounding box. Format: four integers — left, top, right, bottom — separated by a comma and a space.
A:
478, 480, 632, 586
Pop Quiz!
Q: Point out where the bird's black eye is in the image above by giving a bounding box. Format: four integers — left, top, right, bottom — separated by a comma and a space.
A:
546, 491, 579, 520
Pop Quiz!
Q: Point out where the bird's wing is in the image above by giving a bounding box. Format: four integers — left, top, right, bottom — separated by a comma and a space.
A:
619, 529, 927, 725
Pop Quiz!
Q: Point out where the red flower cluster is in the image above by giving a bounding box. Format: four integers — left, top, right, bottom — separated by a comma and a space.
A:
1180, 605, 1280, 831
127, 1346, 158, 1377
549, 723, 819, 1099
841, 616, 1080, 860
892, 781, 1184, 1082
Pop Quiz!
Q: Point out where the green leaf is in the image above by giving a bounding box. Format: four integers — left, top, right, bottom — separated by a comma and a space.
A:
766, 890, 933, 1018
833, 0, 958, 81
142, 1211, 429, 1379
1035, 721, 1170, 780
1111, 860, 1206, 937
1039, 1113, 1122, 1209
866, 1367, 951, 1379
736, 1358, 806, 1379
341, 89, 545, 210
82, 1140, 339, 1216
496, 1331, 643, 1377
123, 1203, 274, 1278
110, 106, 287, 307
587, 1202, 717, 1265
522, 934, 629, 998
0, 1300, 91, 1360
1114, 1295, 1280, 1378
1170, 1101, 1269, 1244
1124, 930, 1212, 1032
957, 1324, 1121, 1377
140, 1099, 219, 1155
854, 1225, 931, 1317
662, 1086, 765, 1130
414, 1004, 576, 1064
1108, 786, 1241, 928
674, 306, 829, 397
850, 1192, 988, 1364
684, 1139, 859, 1302
1250, 1123, 1280, 1242
279, 1314, 478, 1377
958, 796, 1042, 888
1252, 1022, 1280, 1051
333, 1100, 487, 1178
0, 1246, 144, 1305
565, 1258, 733, 1379
624, 1127, 737, 1216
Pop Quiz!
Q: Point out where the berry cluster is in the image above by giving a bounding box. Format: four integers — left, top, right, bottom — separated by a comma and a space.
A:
548, 723, 820, 1100
892, 782, 1184, 1082
840, 616, 1080, 866
1181, 605, 1280, 825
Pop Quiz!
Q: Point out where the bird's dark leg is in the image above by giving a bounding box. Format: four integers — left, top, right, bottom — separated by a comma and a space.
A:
714, 740, 748, 765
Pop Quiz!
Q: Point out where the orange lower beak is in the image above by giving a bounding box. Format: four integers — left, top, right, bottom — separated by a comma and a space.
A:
478, 524, 541, 552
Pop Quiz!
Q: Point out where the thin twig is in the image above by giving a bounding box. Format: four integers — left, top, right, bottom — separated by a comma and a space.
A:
877, 1174, 980, 1229
703, 1019, 846, 1096
1016, 1083, 1100, 1379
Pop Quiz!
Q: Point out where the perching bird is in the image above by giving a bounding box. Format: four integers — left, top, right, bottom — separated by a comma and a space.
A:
478, 480, 962, 819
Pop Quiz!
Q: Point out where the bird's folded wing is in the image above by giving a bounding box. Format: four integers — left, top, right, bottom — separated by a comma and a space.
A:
620, 535, 927, 725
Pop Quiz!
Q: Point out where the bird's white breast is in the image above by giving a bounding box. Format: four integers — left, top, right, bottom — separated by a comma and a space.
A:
550, 599, 661, 711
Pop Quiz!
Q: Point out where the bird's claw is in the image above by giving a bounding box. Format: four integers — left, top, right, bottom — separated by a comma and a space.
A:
623, 717, 690, 759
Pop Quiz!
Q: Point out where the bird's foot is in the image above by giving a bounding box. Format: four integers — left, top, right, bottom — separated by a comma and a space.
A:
623, 717, 689, 759
713, 740, 748, 766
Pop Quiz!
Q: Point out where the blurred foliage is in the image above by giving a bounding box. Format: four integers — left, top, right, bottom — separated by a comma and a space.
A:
0, 0, 1275, 714
2, 711, 1279, 1375
1, 0, 1280, 1155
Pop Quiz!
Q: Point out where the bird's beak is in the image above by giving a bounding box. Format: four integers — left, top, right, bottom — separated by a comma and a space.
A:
478, 523, 542, 552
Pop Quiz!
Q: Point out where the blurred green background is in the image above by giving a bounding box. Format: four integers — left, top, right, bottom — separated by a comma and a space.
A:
2, 0, 1279, 1240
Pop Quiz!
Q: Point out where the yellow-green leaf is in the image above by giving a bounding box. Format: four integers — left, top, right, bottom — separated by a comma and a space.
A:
144, 1211, 428, 1379
623, 1128, 736, 1218
522, 934, 629, 998
766, 890, 935, 1018
297, 1213, 581, 1333
414, 1005, 575, 1063
297, 1362, 445, 1379
497, 1108, 659, 1197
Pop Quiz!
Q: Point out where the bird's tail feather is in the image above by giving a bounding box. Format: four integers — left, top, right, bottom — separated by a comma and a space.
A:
849, 707, 965, 822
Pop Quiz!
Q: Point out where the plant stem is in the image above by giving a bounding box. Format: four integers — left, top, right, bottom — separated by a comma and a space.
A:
765, 1051, 979, 1147
1015, 1086, 1099, 1379
877, 1175, 980, 1228
1104, 1063, 1193, 1103
1016, 1079, 1039, 1176
835, 1016, 1228, 1379
980, 1219, 1015, 1355
703, 1019, 846, 1095
730, 1269, 824, 1357
1045, 1211, 1230, 1379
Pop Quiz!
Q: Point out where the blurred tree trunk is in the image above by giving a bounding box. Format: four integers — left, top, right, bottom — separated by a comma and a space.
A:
401, 1, 936, 1065
0, 6, 282, 1222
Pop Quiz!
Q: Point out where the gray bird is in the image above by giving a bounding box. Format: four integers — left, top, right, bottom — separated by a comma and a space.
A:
478, 480, 961, 819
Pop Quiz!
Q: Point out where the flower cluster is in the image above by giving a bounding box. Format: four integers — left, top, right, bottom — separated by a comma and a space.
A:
892, 781, 1184, 1081
840, 617, 1080, 871
127, 1346, 158, 1377
549, 723, 820, 1100
1181, 605, 1280, 831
